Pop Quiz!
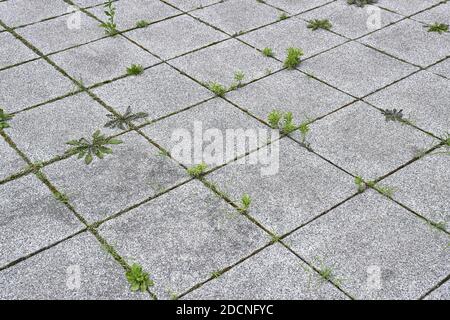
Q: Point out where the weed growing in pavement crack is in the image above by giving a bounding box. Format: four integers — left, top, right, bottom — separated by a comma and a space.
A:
136, 20, 150, 28
427, 23, 449, 34
307, 19, 332, 31
262, 47, 274, 57
284, 47, 304, 69
239, 194, 252, 212
99, 0, 118, 36
278, 12, 288, 21
428, 220, 447, 232
381, 108, 413, 125
230, 70, 245, 90
207, 82, 227, 97
104, 106, 149, 130
347, 0, 378, 7
211, 270, 224, 279
126, 263, 154, 292
53, 191, 70, 204
187, 163, 208, 177
126, 64, 144, 76
0, 108, 13, 129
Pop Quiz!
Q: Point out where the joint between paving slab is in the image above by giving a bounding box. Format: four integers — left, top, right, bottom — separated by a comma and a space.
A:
419, 273, 450, 300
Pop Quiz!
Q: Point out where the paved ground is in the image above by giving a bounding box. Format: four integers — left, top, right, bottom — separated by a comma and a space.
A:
0, 0, 449, 300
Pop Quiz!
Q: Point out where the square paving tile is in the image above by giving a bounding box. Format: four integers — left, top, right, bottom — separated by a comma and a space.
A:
0, 60, 74, 113
72, 0, 107, 7
0, 137, 27, 181
16, 11, 105, 54
226, 69, 354, 122
428, 58, 450, 79
141, 98, 270, 168
184, 243, 347, 300
298, 41, 418, 97
170, 39, 282, 87
98, 180, 268, 299
382, 152, 450, 228
412, 2, 450, 25
360, 19, 450, 68
264, 0, 331, 14
424, 281, 450, 300
239, 17, 347, 59
42, 131, 188, 223
206, 138, 356, 235
191, 0, 280, 35
298, 1, 403, 39
125, 15, 226, 60
365, 71, 450, 135
0, 32, 38, 69
88, 0, 180, 31
0, 232, 149, 300
50, 36, 160, 86
307, 101, 432, 180
377, 0, 441, 16
92, 64, 212, 120
165, 0, 220, 11
0, 175, 84, 267
7, 93, 108, 162
286, 190, 450, 300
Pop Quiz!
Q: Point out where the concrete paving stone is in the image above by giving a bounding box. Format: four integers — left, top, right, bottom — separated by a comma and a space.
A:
227, 69, 354, 122
92, 64, 213, 120
412, 2, 450, 25
206, 138, 356, 235
88, 0, 180, 31
7, 93, 108, 162
365, 71, 450, 135
424, 280, 450, 300
0, 0, 73, 28
0, 232, 149, 300
125, 14, 226, 60
140, 97, 271, 168
0, 175, 84, 267
170, 39, 282, 87
165, 0, 220, 11
238, 17, 347, 60
184, 243, 348, 300
376, 0, 441, 16
382, 151, 450, 229
191, 0, 280, 35
286, 190, 450, 300
0, 59, 74, 113
98, 180, 268, 299
0, 137, 27, 181
0, 32, 38, 69
298, 41, 418, 97
16, 11, 105, 54
298, 1, 403, 39
264, 0, 331, 14
307, 101, 432, 180
428, 58, 450, 79
50, 36, 160, 86
42, 131, 188, 223
72, 0, 108, 7
360, 19, 450, 68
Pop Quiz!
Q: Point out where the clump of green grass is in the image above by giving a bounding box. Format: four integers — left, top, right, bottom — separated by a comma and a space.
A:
65, 130, 123, 165
136, 20, 150, 28
187, 163, 208, 177
0, 108, 13, 129
207, 82, 227, 97
126, 64, 144, 76
104, 106, 148, 130
281, 112, 296, 134
211, 270, 223, 279
347, 0, 378, 7
99, 0, 118, 36
354, 176, 366, 192
239, 194, 251, 212
278, 12, 288, 21
317, 261, 343, 287
126, 263, 154, 292
230, 70, 245, 90
283, 47, 304, 69
262, 47, 274, 57
267, 110, 302, 135
307, 19, 332, 31
298, 120, 311, 148
427, 22, 449, 34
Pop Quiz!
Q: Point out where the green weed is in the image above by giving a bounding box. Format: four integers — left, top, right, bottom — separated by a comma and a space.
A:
283, 47, 304, 69
104, 107, 148, 130
99, 0, 118, 36
126, 263, 154, 292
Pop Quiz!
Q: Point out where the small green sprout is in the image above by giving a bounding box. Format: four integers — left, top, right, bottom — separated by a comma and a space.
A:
136, 20, 150, 28
53, 191, 69, 204
262, 47, 274, 57
281, 112, 296, 134
307, 19, 332, 31
354, 176, 366, 192
299, 121, 310, 145
207, 82, 227, 97
427, 23, 449, 34
0, 108, 13, 129
239, 194, 251, 212
284, 47, 304, 69
104, 106, 149, 130
347, 0, 378, 7
99, 0, 118, 36
211, 270, 223, 278
278, 12, 288, 21
126, 64, 144, 76
267, 110, 283, 129
126, 263, 154, 292
230, 70, 245, 90
187, 163, 208, 177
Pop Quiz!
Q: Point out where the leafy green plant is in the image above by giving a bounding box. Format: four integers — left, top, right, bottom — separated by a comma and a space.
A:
354, 176, 366, 192
207, 82, 227, 97
283, 47, 304, 69
126, 64, 144, 76
268, 110, 283, 129
230, 70, 245, 90
211, 270, 223, 278
104, 106, 148, 130
307, 19, 332, 31
298, 120, 311, 148
281, 112, 296, 134
262, 47, 274, 57
239, 194, 251, 212
427, 23, 449, 34
187, 163, 208, 177
380, 108, 412, 124
267, 110, 298, 135
65, 130, 123, 165
0, 108, 13, 129
99, 0, 118, 36
126, 263, 154, 292
347, 0, 378, 7
136, 20, 150, 28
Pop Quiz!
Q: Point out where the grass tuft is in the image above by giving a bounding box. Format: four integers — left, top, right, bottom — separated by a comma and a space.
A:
126, 64, 144, 76
126, 263, 154, 292
307, 19, 332, 31
283, 47, 304, 69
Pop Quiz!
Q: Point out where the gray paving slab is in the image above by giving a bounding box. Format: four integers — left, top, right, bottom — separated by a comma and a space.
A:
424, 280, 450, 300
140, 97, 271, 168
298, 1, 403, 39
238, 17, 347, 60
306, 101, 432, 180
88, 0, 180, 31
226, 69, 354, 122
298, 41, 418, 97
98, 180, 268, 299
206, 138, 356, 235
7, 93, 108, 162
16, 11, 105, 54
92, 64, 213, 120
286, 190, 450, 300
365, 71, 450, 135
42, 131, 188, 223
0, 59, 74, 113
191, 0, 281, 35
0, 137, 27, 181
72, 0, 107, 7
377, 0, 441, 16
0, 232, 149, 300
0, 32, 38, 69
170, 39, 282, 87
360, 18, 450, 68
165, 0, 220, 11
428, 58, 450, 79
412, 2, 450, 25
50, 36, 160, 86
382, 151, 450, 229
184, 243, 348, 300
264, 0, 331, 14
0, 175, 84, 267
125, 15, 227, 60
